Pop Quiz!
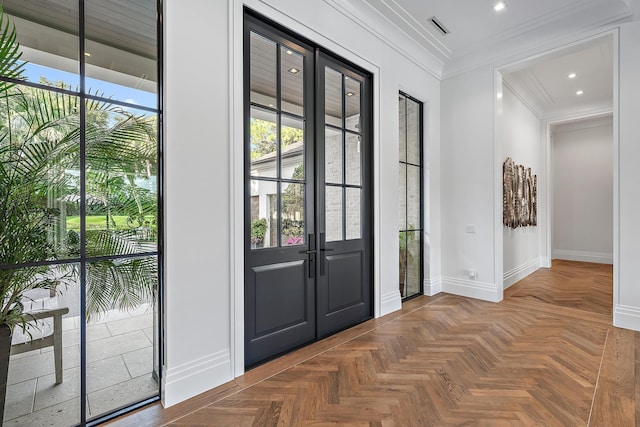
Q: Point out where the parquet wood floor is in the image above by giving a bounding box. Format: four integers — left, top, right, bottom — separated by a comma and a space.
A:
108, 260, 636, 426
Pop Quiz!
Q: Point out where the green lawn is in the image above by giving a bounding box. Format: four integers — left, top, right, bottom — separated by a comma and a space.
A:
67, 215, 156, 231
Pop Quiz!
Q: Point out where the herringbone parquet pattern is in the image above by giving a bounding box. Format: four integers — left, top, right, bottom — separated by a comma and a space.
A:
111, 261, 630, 426
169, 296, 607, 426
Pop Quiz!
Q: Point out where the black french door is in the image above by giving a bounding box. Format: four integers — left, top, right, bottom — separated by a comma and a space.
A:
244, 11, 372, 367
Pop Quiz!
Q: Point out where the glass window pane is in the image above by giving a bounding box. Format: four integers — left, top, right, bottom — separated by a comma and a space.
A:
407, 165, 421, 230
346, 188, 361, 240
281, 182, 305, 246
407, 98, 421, 165
345, 133, 361, 186
84, 0, 157, 108
5, 263, 80, 426
84, 102, 158, 257
399, 164, 407, 231
250, 32, 277, 107
250, 107, 278, 178
325, 186, 343, 242
0, 86, 80, 262
86, 256, 158, 418
3, 1, 80, 89
281, 116, 304, 180
325, 127, 342, 184
281, 46, 304, 116
398, 95, 406, 163
406, 231, 421, 298
325, 67, 342, 127
399, 231, 407, 297
250, 180, 277, 249
345, 77, 361, 132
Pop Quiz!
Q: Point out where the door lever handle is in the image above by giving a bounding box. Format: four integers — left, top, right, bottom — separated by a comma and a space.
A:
300, 249, 317, 254
320, 248, 334, 252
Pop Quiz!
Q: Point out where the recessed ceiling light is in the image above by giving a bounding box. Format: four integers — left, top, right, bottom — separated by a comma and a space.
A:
346, 92, 355, 97
576, 90, 584, 95
288, 67, 299, 74
494, 1, 507, 12
268, 104, 274, 107
84, 52, 91, 57
568, 73, 576, 79
286, 50, 292, 55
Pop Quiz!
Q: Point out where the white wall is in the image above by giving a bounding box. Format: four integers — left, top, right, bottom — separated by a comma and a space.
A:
441, 65, 501, 301
502, 85, 542, 288
552, 117, 613, 264
163, 0, 442, 407
616, 19, 640, 330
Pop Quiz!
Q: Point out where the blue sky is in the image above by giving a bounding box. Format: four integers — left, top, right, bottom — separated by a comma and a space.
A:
23, 62, 157, 110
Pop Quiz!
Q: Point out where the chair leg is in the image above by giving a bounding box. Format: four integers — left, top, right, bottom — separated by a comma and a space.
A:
53, 314, 63, 384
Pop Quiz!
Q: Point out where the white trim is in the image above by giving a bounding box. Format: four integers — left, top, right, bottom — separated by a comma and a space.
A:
552, 250, 613, 264
441, 277, 501, 302
539, 256, 552, 268
614, 305, 640, 331
503, 258, 540, 289
163, 350, 232, 407
381, 290, 402, 315
424, 277, 442, 296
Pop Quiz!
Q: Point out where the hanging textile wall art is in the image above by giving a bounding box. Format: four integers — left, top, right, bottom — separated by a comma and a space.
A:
503, 157, 537, 229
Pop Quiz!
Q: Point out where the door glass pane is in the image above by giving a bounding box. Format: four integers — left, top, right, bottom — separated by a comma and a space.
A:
406, 231, 421, 298
399, 164, 407, 230
84, 102, 158, 257
325, 186, 343, 242
281, 182, 305, 246
399, 95, 406, 163
3, 0, 80, 88
250, 32, 277, 107
345, 77, 361, 132
84, 0, 157, 108
407, 98, 421, 165
281, 46, 304, 116
325, 127, 343, 184
86, 255, 158, 418
346, 188, 361, 240
325, 67, 342, 127
250, 179, 277, 249
250, 107, 278, 178
4, 263, 80, 426
407, 165, 421, 230
281, 116, 304, 180
345, 133, 361, 186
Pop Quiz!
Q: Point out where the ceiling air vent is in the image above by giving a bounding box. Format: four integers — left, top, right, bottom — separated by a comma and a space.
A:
429, 16, 449, 35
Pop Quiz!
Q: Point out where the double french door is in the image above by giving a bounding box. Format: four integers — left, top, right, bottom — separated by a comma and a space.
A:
244, 11, 373, 367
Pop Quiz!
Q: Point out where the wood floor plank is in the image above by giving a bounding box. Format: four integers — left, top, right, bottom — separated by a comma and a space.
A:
106, 260, 640, 427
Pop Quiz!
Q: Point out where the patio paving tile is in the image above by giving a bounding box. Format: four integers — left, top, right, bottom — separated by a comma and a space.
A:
87, 374, 158, 418
34, 367, 80, 411
106, 315, 153, 337
4, 379, 36, 421
87, 356, 131, 393
122, 346, 153, 378
87, 330, 150, 363
3, 398, 81, 427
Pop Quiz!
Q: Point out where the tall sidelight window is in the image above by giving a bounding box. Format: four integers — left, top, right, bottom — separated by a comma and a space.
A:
0, 1, 161, 425
399, 93, 423, 299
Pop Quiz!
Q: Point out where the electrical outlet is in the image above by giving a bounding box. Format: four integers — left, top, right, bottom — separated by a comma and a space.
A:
467, 270, 477, 279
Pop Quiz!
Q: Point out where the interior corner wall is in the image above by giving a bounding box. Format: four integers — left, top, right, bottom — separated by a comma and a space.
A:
441, 65, 500, 302
163, 0, 442, 407
551, 118, 613, 264
501, 85, 542, 288
616, 19, 640, 331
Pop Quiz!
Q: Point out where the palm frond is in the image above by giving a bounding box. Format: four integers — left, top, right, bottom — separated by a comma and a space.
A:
0, 5, 26, 95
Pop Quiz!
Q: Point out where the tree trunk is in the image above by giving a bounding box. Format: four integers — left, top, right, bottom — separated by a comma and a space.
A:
0, 325, 11, 424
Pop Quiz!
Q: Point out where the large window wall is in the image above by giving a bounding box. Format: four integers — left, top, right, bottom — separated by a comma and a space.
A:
0, 1, 161, 425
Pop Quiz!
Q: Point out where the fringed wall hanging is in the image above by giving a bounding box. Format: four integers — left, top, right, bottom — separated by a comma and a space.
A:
503, 157, 537, 229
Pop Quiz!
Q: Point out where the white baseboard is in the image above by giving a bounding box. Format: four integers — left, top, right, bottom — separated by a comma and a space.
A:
503, 258, 540, 289
381, 290, 402, 316
441, 277, 501, 302
614, 305, 640, 332
539, 257, 551, 268
163, 349, 232, 407
424, 277, 442, 296
552, 249, 613, 264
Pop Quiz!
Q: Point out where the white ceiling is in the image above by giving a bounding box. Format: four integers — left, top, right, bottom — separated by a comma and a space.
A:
343, 0, 634, 117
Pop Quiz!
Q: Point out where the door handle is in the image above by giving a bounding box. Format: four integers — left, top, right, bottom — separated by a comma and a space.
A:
320, 233, 329, 276
300, 249, 317, 254
305, 234, 316, 278
320, 248, 334, 252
